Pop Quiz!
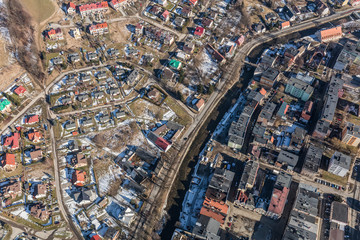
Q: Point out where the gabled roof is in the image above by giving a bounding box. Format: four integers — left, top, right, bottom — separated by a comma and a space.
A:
89, 22, 108, 31
319, 26, 342, 39
0, 98, 11, 111
78, 2, 109, 12
3, 153, 15, 166
189, 0, 198, 5
194, 26, 205, 36
25, 115, 39, 124
13, 86, 26, 95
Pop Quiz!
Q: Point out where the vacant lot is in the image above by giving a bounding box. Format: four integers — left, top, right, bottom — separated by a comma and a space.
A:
21, 0, 55, 24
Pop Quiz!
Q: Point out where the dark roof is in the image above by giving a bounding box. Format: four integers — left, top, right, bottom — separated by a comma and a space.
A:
209, 168, 235, 193
303, 145, 323, 173
331, 202, 348, 224
238, 160, 259, 190
192, 215, 220, 240
277, 150, 299, 169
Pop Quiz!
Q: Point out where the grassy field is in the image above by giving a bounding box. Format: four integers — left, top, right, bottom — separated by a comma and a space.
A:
21, 0, 55, 24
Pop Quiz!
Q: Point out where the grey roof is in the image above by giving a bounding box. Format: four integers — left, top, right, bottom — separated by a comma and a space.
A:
108, 48, 120, 56
68, 53, 80, 62
314, 119, 330, 135
238, 160, 259, 190
247, 90, 264, 103
97, 71, 107, 79
262, 67, 279, 81
228, 121, 246, 137
252, 124, 266, 137
331, 202, 348, 224
242, 105, 255, 118
259, 102, 277, 120
283, 214, 317, 240
108, 87, 120, 95
303, 145, 323, 173
87, 52, 98, 60
64, 121, 76, 130
344, 122, 360, 139
286, 78, 314, 95
330, 151, 351, 171
277, 150, 299, 169
81, 117, 93, 126
73, 188, 96, 203
52, 57, 63, 64
113, 110, 125, 118
61, 96, 72, 104
209, 168, 235, 193
99, 114, 110, 123
127, 70, 139, 85
93, 91, 104, 98
294, 187, 319, 217
81, 74, 92, 81
77, 94, 89, 102
275, 171, 292, 189
166, 121, 184, 131
321, 76, 344, 122
192, 215, 220, 240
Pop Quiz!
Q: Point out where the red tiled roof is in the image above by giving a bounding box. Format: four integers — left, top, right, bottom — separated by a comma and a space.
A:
189, 0, 198, 5
13, 86, 26, 95
3, 133, 20, 149
79, 1, 109, 12
194, 26, 205, 36
111, 0, 126, 4
4, 153, 15, 166
72, 170, 86, 186
281, 21, 290, 28
25, 115, 39, 124
200, 207, 225, 224
268, 187, 289, 216
155, 137, 171, 151
47, 28, 62, 36
319, 27, 342, 40
162, 10, 170, 18
202, 196, 228, 215
67, 2, 76, 9
28, 131, 43, 142
89, 22, 108, 31
90, 235, 101, 240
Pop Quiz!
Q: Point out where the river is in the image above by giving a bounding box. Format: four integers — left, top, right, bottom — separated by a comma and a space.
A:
160, 21, 337, 240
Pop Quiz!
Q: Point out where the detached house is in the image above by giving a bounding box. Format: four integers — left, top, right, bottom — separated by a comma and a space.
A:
2, 133, 20, 149
78, 1, 109, 17
46, 28, 64, 41
89, 22, 109, 36
24, 115, 39, 124
66, 2, 76, 14
30, 203, 50, 221
13, 86, 26, 96
1, 153, 16, 172
33, 184, 47, 199
161, 10, 170, 22
194, 26, 205, 37
109, 0, 127, 10
72, 170, 87, 186
28, 131, 43, 143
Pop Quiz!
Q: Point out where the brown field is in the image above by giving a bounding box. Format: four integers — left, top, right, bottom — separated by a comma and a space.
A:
21, 0, 56, 24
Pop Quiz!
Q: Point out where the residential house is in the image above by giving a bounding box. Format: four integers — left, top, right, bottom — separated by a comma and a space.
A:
72, 187, 97, 204
194, 26, 205, 37
93, 91, 104, 99
70, 28, 81, 39
169, 59, 182, 70
66, 2, 76, 14
87, 52, 98, 61
78, 1, 109, 17
147, 132, 172, 152
181, 6, 191, 18
260, 67, 280, 88
52, 57, 63, 65
72, 170, 87, 186
68, 53, 80, 63
328, 151, 351, 177
280, 21, 290, 29
285, 78, 314, 101
235, 35, 245, 46
206, 44, 226, 64
71, 154, 88, 168
64, 121, 76, 130
161, 10, 170, 22
1, 153, 16, 171
25, 115, 39, 124
2, 132, 20, 149
109, 0, 127, 10
88, 22, 109, 36
300, 101, 313, 122
28, 131, 43, 143
161, 68, 175, 81
46, 28, 64, 41
202, 18, 213, 28
0, 98, 11, 113
33, 184, 47, 199
342, 122, 360, 147
0, 181, 21, 199
77, 94, 89, 102
189, 0, 197, 6
174, 17, 186, 27
30, 203, 50, 221
266, 172, 292, 219
316, 26, 342, 42
276, 150, 299, 171
192, 215, 220, 240
194, 98, 205, 111
302, 145, 323, 175
183, 41, 195, 54
30, 149, 43, 161
13, 86, 26, 96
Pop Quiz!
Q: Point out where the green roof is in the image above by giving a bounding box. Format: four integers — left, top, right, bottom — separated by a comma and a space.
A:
169, 59, 181, 69
0, 98, 11, 111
